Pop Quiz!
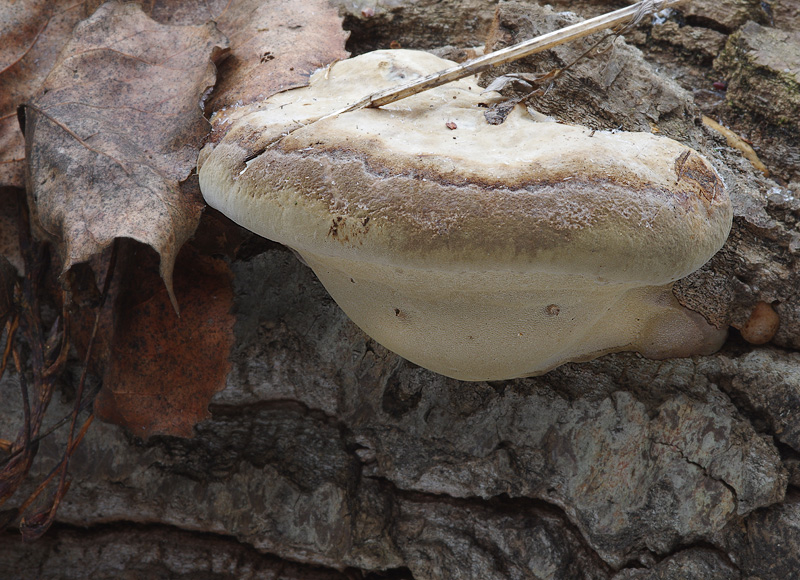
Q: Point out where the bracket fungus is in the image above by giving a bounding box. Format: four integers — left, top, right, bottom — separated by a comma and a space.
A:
198, 50, 732, 381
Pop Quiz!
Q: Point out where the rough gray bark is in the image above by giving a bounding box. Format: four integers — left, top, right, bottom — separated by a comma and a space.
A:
2, 0, 800, 578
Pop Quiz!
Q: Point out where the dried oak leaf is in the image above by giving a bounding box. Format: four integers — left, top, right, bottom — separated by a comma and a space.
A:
135, 0, 231, 26
23, 2, 228, 309
206, 0, 349, 137
94, 240, 235, 439
85, 0, 234, 26
0, 0, 92, 187
0, 0, 51, 73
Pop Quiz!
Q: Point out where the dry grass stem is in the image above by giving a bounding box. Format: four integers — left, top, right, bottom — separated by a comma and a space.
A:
322, 0, 688, 119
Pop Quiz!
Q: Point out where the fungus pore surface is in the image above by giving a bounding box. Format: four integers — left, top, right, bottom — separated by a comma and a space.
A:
198, 50, 733, 381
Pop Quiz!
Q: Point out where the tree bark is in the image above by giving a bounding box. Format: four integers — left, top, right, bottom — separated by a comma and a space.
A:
2, 0, 800, 578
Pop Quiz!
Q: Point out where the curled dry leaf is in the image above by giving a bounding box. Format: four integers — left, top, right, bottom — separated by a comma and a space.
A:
23, 2, 228, 309
0, 0, 91, 187
206, 0, 349, 137
483, 71, 557, 94
94, 242, 235, 439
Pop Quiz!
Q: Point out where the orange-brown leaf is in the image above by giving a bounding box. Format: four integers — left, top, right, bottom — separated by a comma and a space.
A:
207, 0, 349, 135
94, 243, 235, 439
23, 2, 228, 308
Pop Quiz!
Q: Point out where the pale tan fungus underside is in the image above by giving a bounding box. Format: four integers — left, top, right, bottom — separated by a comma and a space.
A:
199, 50, 732, 380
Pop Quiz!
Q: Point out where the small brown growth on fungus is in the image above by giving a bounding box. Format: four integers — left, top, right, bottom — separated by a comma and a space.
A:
198, 50, 733, 381
740, 301, 780, 345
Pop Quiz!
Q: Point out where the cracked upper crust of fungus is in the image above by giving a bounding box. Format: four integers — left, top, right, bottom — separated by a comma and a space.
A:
198, 50, 733, 381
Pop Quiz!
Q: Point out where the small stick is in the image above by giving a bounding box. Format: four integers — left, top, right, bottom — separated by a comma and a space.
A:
323, 0, 686, 118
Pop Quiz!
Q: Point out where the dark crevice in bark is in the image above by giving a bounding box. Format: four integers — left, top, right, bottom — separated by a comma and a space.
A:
714, 365, 800, 456
361, 567, 416, 580
719, 338, 798, 362
207, 398, 342, 424
371, 460, 744, 574
776, 440, 800, 461
651, 437, 740, 506
653, 540, 740, 574
369, 475, 617, 577
681, 15, 738, 35
144, 399, 363, 490
1, 520, 354, 578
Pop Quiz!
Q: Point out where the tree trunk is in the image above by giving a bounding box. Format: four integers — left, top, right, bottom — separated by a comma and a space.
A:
2, 0, 800, 578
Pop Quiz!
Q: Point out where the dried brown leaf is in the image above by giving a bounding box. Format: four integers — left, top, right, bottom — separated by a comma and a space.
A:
94, 242, 235, 439
483, 74, 535, 94
23, 2, 228, 309
137, 0, 231, 26
0, 0, 91, 187
82, 0, 234, 26
206, 0, 349, 134
0, 0, 50, 72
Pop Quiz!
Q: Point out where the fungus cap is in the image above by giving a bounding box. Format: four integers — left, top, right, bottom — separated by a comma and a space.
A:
199, 49, 733, 381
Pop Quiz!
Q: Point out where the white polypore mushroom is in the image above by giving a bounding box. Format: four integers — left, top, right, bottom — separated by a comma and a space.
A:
198, 49, 732, 381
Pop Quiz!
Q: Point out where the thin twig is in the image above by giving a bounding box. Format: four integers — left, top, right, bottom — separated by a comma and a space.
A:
0, 317, 18, 384
18, 240, 118, 540
12, 343, 31, 459
243, 0, 686, 158
65, 239, 117, 453
0, 382, 101, 468
320, 0, 686, 120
